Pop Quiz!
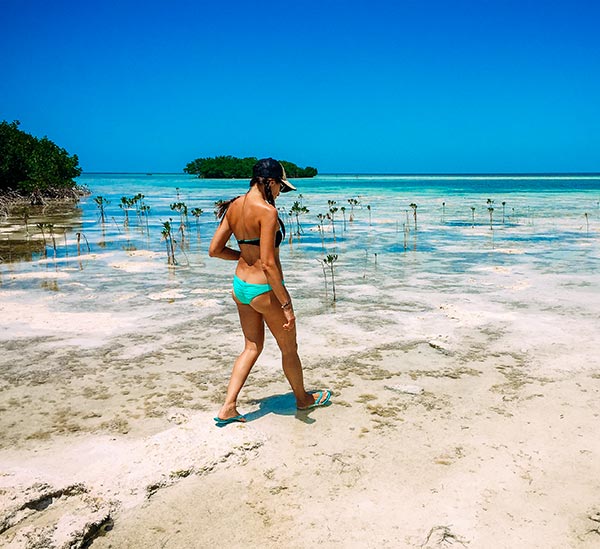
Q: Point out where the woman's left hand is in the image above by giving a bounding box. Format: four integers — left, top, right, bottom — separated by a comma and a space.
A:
283, 307, 296, 331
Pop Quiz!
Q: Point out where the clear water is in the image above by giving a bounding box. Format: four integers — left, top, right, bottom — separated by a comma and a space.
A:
1, 173, 599, 355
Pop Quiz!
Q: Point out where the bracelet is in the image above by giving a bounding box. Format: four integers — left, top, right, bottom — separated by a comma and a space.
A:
281, 300, 292, 309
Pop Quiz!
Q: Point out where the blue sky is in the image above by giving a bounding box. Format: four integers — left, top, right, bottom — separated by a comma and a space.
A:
1, 0, 599, 173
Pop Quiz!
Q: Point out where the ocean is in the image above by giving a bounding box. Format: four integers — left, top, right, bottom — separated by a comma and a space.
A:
1, 172, 599, 351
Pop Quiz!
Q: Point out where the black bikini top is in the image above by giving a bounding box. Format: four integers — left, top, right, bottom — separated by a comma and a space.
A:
237, 219, 284, 248
235, 194, 286, 248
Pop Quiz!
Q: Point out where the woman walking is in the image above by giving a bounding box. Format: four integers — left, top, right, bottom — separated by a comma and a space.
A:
209, 158, 331, 425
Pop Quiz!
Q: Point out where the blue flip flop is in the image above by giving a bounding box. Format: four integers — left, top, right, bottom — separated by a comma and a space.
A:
297, 390, 332, 411
214, 415, 246, 425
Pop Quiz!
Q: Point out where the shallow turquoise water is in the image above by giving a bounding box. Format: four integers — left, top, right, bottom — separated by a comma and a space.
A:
1, 173, 599, 352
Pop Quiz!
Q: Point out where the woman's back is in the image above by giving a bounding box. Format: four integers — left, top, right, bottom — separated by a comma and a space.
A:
226, 191, 282, 281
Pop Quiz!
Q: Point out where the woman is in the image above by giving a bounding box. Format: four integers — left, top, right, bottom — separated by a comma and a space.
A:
209, 158, 331, 425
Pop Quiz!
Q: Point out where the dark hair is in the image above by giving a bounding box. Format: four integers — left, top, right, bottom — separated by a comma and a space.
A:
215, 196, 239, 220
251, 177, 286, 239
215, 179, 286, 241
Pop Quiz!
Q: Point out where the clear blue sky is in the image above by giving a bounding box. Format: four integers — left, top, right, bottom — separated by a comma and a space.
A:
1, 0, 599, 173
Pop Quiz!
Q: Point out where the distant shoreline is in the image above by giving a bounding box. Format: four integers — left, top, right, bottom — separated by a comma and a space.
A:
80, 171, 600, 178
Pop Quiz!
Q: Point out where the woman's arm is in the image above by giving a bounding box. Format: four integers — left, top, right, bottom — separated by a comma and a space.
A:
208, 214, 241, 261
259, 208, 295, 329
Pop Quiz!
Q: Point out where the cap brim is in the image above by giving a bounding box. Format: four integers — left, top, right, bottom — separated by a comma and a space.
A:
280, 178, 296, 193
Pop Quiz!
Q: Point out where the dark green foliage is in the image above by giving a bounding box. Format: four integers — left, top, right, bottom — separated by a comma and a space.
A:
0, 120, 82, 196
278, 160, 318, 178
184, 155, 317, 179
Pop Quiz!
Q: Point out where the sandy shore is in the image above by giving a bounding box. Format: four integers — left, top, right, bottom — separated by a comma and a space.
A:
2, 260, 600, 549
2, 186, 600, 549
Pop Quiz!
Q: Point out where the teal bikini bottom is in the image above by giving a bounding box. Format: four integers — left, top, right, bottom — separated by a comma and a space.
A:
233, 274, 274, 305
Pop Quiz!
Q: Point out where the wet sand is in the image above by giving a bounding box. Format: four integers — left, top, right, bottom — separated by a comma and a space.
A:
2, 251, 600, 548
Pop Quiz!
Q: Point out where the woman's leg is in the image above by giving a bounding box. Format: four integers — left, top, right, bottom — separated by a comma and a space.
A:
250, 292, 321, 409
217, 296, 265, 420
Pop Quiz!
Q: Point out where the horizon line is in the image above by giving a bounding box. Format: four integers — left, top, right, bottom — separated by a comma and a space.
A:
80, 171, 600, 177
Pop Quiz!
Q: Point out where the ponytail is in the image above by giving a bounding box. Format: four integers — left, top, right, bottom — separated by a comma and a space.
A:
215, 196, 240, 221
263, 181, 276, 207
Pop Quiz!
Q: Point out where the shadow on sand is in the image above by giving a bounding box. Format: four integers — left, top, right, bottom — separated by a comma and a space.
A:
214, 392, 332, 428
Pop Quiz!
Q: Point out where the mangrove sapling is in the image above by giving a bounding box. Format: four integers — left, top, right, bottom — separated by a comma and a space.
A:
94, 196, 110, 224
442, 201, 446, 223
111, 216, 122, 234
140, 204, 151, 234
585, 212, 589, 235
470, 206, 476, 228
316, 213, 326, 247
341, 206, 347, 231
161, 220, 177, 265
170, 202, 189, 248
119, 197, 134, 227
328, 200, 338, 240
191, 208, 204, 240
290, 201, 309, 236
322, 254, 339, 302
488, 206, 494, 230
348, 198, 360, 222
409, 203, 417, 230
367, 204, 372, 226
502, 201, 506, 224
76, 232, 91, 255
318, 258, 328, 299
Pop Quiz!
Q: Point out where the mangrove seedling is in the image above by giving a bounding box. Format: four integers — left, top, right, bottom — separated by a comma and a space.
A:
290, 201, 309, 236
409, 203, 417, 230
316, 213, 326, 247
161, 220, 177, 265
130, 193, 145, 224
585, 212, 589, 235
367, 204, 372, 226
348, 198, 360, 221
191, 207, 203, 239
170, 202, 189, 247
328, 200, 338, 240
442, 201, 446, 223
140, 204, 151, 234
94, 196, 110, 224
317, 258, 328, 299
76, 232, 91, 255
502, 201, 506, 224
119, 197, 133, 226
340, 206, 347, 231
488, 206, 494, 230
322, 253, 339, 302
470, 206, 476, 227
